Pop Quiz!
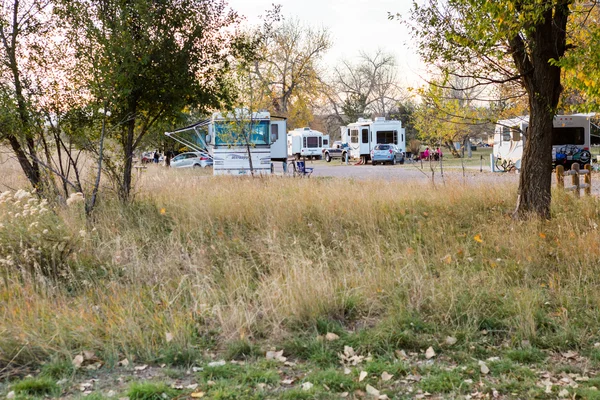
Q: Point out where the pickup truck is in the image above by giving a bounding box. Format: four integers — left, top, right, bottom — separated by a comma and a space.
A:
323, 141, 349, 162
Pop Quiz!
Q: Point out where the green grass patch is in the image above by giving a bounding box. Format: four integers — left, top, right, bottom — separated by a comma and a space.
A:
419, 368, 468, 394
304, 368, 356, 392
505, 348, 547, 364
127, 382, 177, 400
12, 377, 60, 396
225, 340, 263, 360
40, 357, 75, 380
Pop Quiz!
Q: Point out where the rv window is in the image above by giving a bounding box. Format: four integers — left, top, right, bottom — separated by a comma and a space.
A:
552, 127, 585, 145
323, 139, 329, 146
362, 129, 369, 143
306, 136, 319, 148
319, 137, 322, 147
303, 137, 307, 147
351, 129, 358, 143
270, 124, 279, 142
502, 126, 512, 142
376, 130, 396, 144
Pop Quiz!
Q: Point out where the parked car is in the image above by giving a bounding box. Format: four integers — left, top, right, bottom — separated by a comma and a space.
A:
371, 144, 405, 165
171, 152, 212, 168
323, 141, 349, 162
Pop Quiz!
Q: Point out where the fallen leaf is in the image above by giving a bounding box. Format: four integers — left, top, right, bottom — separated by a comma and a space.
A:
118, 358, 129, 367
558, 389, 569, 398
478, 361, 489, 375
281, 379, 294, 385
381, 371, 393, 381
302, 382, 313, 391
190, 392, 205, 398
186, 384, 199, 390
134, 364, 148, 371
325, 332, 340, 341
165, 332, 173, 343
539, 232, 546, 239
445, 336, 457, 346
6, 391, 15, 399
395, 350, 407, 359
83, 350, 96, 360
562, 350, 578, 359
266, 350, 287, 363
340, 393, 349, 398
441, 254, 452, 264
365, 384, 380, 397
207, 360, 226, 367
359, 371, 368, 382
344, 367, 352, 375
473, 234, 483, 243
425, 347, 435, 359
72, 354, 84, 368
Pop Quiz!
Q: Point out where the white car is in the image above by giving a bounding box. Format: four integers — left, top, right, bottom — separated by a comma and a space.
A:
171, 152, 212, 168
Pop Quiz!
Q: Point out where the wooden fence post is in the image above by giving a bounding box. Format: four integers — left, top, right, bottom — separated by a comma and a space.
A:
585, 164, 593, 196
556, 165, 564, 190
572, 163, 581, 198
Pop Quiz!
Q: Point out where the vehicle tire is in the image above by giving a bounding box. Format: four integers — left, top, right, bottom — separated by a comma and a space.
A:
325, 153, 331, 163
391, 158, 396, 166
399, 158, 405, 165
193, 164, 201, 168
342, 153, 347, 163
372, 161, 376, 166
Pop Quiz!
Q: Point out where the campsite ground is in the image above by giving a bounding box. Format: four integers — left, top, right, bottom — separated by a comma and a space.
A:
3, 156, 600, 399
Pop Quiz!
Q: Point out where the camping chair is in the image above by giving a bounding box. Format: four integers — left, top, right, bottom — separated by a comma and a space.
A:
295, 161, 313, 177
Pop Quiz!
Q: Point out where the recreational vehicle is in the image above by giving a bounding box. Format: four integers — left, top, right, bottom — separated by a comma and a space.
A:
165, 110, 287, 175
287, 127, 325, 160
340, 117, 406, 163
493, 114, 595, 171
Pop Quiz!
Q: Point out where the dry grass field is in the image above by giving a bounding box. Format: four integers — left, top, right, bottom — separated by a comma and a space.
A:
3, 158, 600, 398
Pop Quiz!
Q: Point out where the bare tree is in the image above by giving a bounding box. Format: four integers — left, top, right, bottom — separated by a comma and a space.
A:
329, 50, 410, 122
252, 18, 331, 128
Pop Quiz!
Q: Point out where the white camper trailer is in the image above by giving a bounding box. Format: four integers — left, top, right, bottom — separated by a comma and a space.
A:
287, 127, 325, 160
165, 110, 287, 175
493, 114, 594, 171
340, 117, 406, 163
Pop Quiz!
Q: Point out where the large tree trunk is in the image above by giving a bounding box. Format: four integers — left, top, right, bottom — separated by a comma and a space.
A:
511, 2, 569, 219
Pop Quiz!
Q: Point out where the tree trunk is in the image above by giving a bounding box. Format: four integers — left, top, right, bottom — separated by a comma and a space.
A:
511, 2, 569, 219
120, 113, 136, 201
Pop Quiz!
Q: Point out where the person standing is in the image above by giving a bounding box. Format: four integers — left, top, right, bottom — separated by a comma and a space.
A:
153, 150, 159, 164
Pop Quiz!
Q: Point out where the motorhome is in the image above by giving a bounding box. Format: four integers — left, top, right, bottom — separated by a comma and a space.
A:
340, 117, 406, 163
287, 127, 325, 160
165, 110, 287, 175
493, 114, 595, 171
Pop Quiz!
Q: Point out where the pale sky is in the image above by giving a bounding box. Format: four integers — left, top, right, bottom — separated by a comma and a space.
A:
226, 0, 426, 87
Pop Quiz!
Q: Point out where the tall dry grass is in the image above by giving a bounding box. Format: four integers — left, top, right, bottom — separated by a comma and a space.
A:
2, 165, 600, 369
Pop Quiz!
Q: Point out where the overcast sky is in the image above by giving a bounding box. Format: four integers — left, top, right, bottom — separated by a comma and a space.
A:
226, 0, 426, 87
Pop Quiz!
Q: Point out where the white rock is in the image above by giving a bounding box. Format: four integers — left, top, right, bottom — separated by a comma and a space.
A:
301, 382, 313, 391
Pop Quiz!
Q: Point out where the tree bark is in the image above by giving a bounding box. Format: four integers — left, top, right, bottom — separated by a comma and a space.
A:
511, 1, 570, 219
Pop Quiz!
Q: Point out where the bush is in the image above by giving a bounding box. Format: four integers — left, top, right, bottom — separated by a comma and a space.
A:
0, 190, 77, 284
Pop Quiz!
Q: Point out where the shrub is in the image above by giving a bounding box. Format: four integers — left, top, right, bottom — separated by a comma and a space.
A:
0, 190, 77, 284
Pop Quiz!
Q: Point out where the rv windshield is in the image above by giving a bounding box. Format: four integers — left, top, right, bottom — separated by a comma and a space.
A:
552, 127, 585, 146
213, 120, 269, 146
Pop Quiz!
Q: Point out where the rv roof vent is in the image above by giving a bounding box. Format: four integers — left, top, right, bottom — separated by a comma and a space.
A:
304, 127, 310, 130
375, 117, 385, 122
